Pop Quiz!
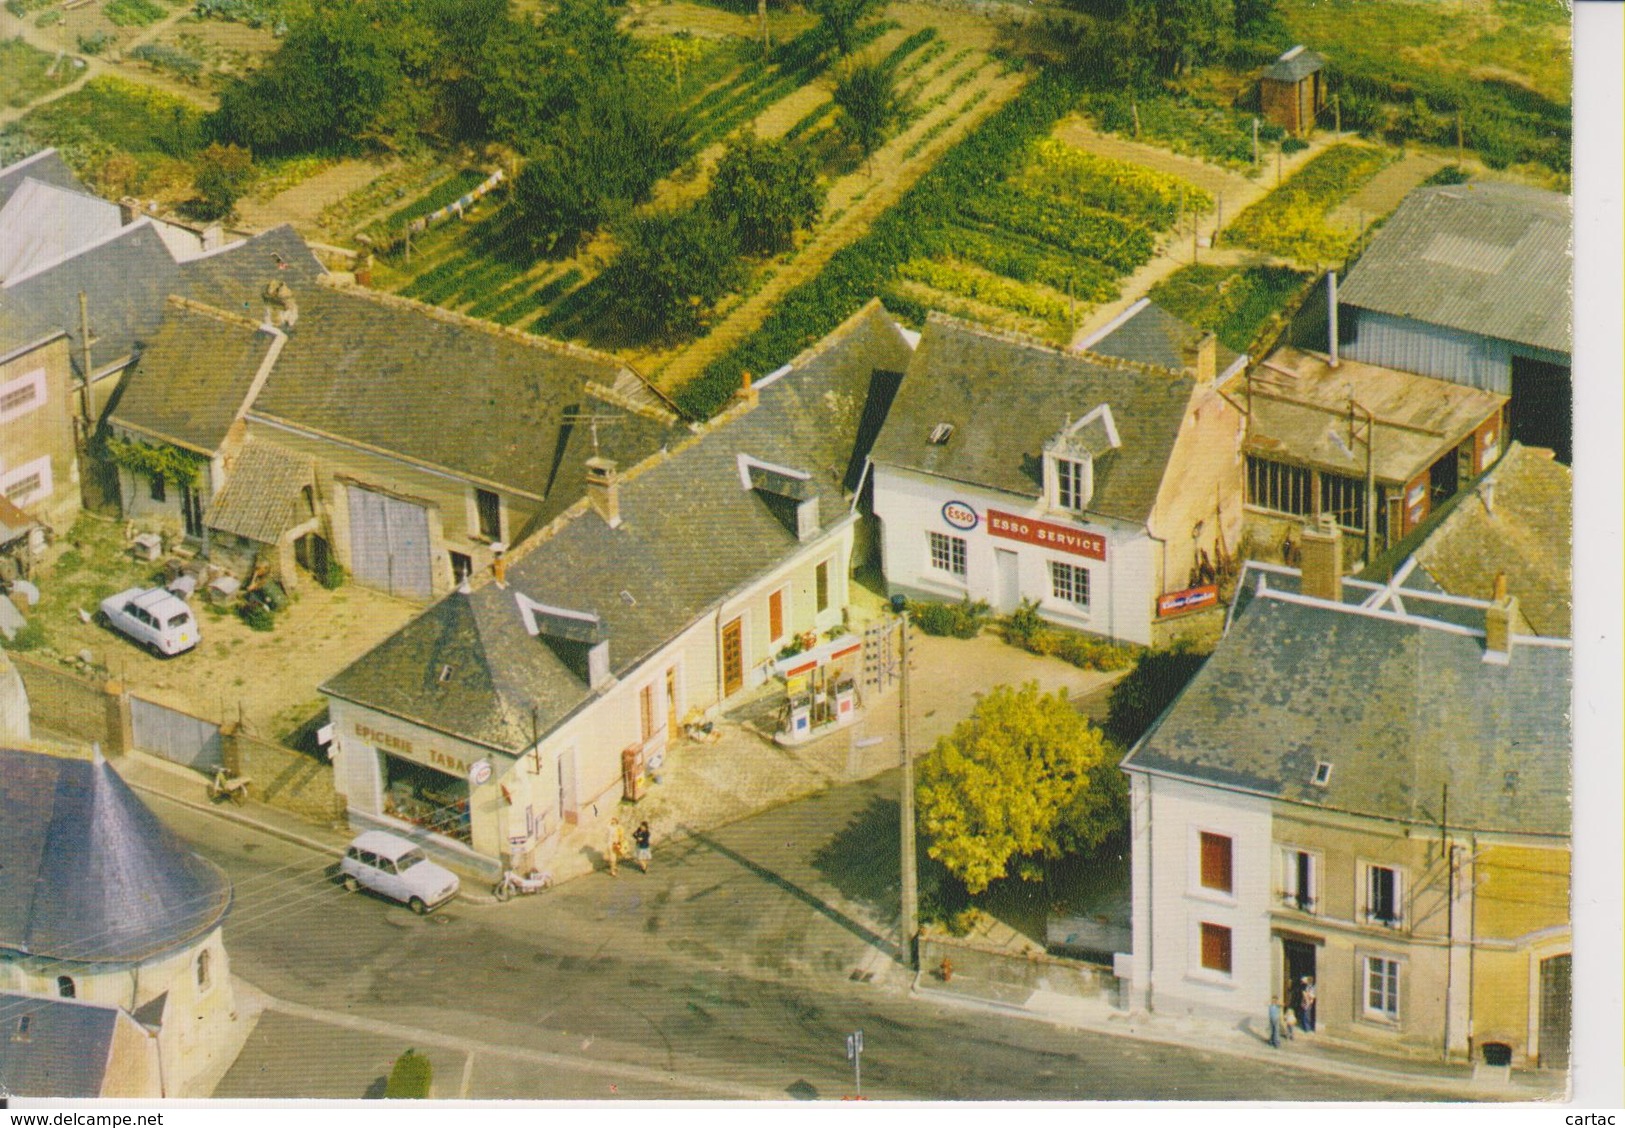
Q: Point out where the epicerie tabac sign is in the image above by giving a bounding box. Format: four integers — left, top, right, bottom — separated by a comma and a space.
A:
354, 721, 474, 776
986, 509, 1107, 560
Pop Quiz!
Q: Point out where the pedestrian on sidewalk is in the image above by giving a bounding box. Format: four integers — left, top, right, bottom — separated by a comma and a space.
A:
606, 816, 626, 876
633, 820, 652, 873
1298, 976, 1317, 1033
1267, 999, 1287, 1048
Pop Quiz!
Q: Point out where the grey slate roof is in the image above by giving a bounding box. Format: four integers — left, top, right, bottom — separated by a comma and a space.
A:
0, 149, 85, 211
0, 178, 123, 283
1407, 442, 1572, 636
1263, 47, 1326, 83
870, 314, 1194, 524
175, 225, 324, 313
1084, 299, 1241, 374
1123, 583, 1571, 837
249, 287, 684, 500
0, 748, 232, 964
322, 301, 915, 751
109, 300, 277, 455
0, 993, 119, 1097
206, 438, 315, 544
0, 220, 181, 378
1338, 181, 1571, 355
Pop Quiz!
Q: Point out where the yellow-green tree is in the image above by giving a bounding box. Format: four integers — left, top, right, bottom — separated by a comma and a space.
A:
918, 682, 1124, 894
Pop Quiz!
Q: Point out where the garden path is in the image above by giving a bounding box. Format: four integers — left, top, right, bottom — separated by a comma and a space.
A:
1324, 148, 1448, 231
236, 158, 405, 235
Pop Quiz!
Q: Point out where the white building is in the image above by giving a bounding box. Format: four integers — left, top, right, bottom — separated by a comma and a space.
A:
869, 311, 1246, 646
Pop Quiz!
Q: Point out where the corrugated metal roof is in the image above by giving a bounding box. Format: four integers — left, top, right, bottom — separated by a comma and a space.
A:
1339, 182, 1571, 355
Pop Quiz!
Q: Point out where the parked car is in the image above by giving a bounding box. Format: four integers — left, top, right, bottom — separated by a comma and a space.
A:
99, 586, 199, 656
338, 830, 460, 914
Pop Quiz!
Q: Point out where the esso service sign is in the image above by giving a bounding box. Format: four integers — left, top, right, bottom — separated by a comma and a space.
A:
942, 501, 979, 531
469, 760, 493, 787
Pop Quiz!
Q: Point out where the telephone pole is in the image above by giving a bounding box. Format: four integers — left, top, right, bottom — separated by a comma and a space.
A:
898, 611, 918, 969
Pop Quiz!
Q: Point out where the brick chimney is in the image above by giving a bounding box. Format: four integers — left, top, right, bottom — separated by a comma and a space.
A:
1484, 572, 1518, 664
1298, 514, 1342, 601
1184, 331, 1217, 386
261, 280, 298, 330
585, 456, 621, 528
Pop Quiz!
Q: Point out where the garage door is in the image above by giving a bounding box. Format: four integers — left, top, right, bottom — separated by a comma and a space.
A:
348, 486, 433, 600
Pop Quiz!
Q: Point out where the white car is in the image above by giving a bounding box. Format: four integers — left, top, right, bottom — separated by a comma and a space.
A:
339, 831, 460, 914
99, 586, 199, 656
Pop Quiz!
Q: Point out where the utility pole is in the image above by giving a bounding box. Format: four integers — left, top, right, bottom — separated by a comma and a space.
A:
1131, 98, 1140, 138
77, 291, 95, 422
898, 611, 918, 970
758, 0, 770, 55
1214, 193, 1223, 247
1252, 116, 1259, 166
1277, 142, 1283, 187
1333, 92, 1341, 134
1455, 111, 1464, 167
1441, 783, 1454, 1062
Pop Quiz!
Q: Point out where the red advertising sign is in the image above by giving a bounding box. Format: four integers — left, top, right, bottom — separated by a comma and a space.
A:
986, 510, 1106, 560
1157, 584, 1219, 618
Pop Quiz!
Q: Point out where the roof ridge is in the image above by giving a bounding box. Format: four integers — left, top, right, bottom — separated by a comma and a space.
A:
0, 217, 163, 291
163, 293, 268, 335
314, 275, 633, 372
924, 309, 1189, 380
0, 147, 59, 178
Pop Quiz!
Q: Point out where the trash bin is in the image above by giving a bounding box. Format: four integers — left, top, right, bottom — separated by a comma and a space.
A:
890, 594, 908, 615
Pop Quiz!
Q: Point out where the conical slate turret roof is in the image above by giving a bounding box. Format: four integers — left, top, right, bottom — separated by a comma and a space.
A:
0, 748, 231, 964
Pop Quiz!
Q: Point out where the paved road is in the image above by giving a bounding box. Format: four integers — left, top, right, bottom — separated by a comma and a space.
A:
151, 790, 1469, 1102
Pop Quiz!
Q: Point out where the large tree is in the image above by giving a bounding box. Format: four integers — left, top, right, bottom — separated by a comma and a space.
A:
191, 143, 254, 220
809, 0, 880, 56
601, 206, 746, 342
832, 55, 904, 167
708, 133, 824, 255
917, 682, 1125, 895
1103, 641, 1210, 746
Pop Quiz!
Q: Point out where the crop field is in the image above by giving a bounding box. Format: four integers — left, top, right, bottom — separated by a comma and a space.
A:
879, 137, 1213, 342
1224, 143, 1388, 263
1147, 263, 1313, 354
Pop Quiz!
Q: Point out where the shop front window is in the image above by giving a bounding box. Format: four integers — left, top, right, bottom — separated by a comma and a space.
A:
381, 755, 472, 845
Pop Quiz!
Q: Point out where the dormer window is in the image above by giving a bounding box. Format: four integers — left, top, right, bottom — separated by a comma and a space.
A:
1056, 457, 1088, 510
928, 422, 955, 445
1043, 405, 1119, 514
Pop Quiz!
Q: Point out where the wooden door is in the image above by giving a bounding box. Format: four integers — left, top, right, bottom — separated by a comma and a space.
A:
768, 589, 784, 642
722, 617, 744, 697
665, 667, 679, 736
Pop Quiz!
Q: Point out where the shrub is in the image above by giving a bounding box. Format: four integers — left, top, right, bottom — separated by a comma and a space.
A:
238, 601, 275, 632
1281, 136, 1308, 155
910, 598, 990, 639
318, 560, 346, 590
1104, 641, 1211, 745
384, 1049, 433, 1099
129, 43, 204, 78
1424, 164, 1470, 187
1, 620, 46, 652
78, 30, 116, 55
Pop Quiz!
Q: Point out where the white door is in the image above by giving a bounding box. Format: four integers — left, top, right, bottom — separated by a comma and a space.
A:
557, 747, 578, 823
995, 549, 1021, 612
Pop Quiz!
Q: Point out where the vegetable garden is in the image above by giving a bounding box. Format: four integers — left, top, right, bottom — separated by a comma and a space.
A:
1223, 143, 1388, 263
1147, 263, 1313, 354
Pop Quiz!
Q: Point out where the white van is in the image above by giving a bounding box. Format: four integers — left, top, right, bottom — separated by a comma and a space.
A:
339, 831, 460, 914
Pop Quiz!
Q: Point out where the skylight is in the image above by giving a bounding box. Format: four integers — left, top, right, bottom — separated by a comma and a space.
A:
928, 422, 955, 445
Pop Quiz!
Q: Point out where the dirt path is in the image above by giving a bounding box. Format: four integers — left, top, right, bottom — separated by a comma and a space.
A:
651, 57, 1024, 391
1326, 149, 1447, 230
236, 158, 403, 235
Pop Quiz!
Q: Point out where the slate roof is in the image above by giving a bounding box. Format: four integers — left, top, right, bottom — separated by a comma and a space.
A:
1237, 346, 1507, 482
1338, 181, 1571, 355
0, 149, 85, 211
205, 438, 315, 545
0, 748, 232, 964
175, 224, 324, 314
0, 993, 120, 1097
322, 301, 915, 751
0, 178, 123, 284
1263, 47, 1326, 83
108, 299, 278, 455
1123, 578, 1571, 837
249, 287, 684, 500
0, 220, 181, 378
870, 314, 1195, 524
1406, 442, 1572, 636
1082, 299, 1242, 375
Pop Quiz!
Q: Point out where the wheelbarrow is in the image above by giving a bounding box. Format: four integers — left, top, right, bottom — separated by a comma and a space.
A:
208, 767, 252, 805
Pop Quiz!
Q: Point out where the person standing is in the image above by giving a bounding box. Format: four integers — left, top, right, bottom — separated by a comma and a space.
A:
1299, 976, 1317, 1033
606, 817, 626, 877
633, 821, 652, 873
1267, 999, 1285, 1048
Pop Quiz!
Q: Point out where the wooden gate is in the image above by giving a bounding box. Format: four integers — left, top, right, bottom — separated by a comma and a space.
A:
130, 695, 222, 773
1538, 953, 1571, 1069
347, 485, 433, 600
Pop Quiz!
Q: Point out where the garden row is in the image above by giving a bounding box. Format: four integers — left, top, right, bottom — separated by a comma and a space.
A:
1224, 143, 1388, 264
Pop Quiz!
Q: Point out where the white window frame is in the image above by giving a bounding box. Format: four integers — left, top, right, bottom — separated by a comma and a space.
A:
1054, 456, 1089, 511
1362, 953, 1402, 1023
0, 456, 51, 507
1359, 861, 1406, 929
1048, 559, 1091, 609
927, 531, 967, 579
472, 486, 503, 543
1279, 846, 1320, 914
0, 368, 45, 424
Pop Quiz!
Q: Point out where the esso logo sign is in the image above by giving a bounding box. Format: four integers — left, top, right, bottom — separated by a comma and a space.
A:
942, 501, 979, 530
469, 760, 493, 787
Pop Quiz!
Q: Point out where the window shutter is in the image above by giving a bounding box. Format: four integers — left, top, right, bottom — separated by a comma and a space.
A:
1200, 832, 1233, 893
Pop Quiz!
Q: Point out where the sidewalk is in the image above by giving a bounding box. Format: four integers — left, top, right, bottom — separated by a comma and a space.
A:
910, 971, 1563, 1102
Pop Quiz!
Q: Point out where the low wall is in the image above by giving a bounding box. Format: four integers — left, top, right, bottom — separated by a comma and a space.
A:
920, 932, 1121, 1006
221, 724, 347, 825
1150, 605, 1226, 649
10, 654, 122, 749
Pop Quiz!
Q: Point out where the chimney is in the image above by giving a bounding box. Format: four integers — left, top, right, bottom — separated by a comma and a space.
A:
585, 456, 621, 528
795, 496, 820, 541
261, 280, 298, 330
1328, 270, 1340, 367
1484, 572, 1518, 663
735, 370, 759, 409
119, 197, 141, 226
492, 554, 508, 587
1298, 513, 1342, 601
1480, 479, 1496, 517
1185, 332, 1217, 386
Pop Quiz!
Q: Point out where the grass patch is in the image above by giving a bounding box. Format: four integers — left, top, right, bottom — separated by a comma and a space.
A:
1148, 263, 1313, 354
105, 0, 168, 27
0, 37, 74, 109
8, 76, 205, 190
1081, 89, 1266, 170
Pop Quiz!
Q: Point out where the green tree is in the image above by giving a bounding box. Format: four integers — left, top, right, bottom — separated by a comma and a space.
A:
917, 682, 1124, 895
191, 142, 254, 220
1125, 0, 1223, 78
1231, 0, 1278, 40
384, 1049, 433, 1098
809, 0, 879, 56
1103, 641, 1210, 746
602, 206, 746, 343
832, 55, 904, 167
708, 133, 824, 255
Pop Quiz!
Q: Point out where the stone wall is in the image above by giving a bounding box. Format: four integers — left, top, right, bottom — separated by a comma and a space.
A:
222, 724, 347, 824
920, 932, 1121, 1006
